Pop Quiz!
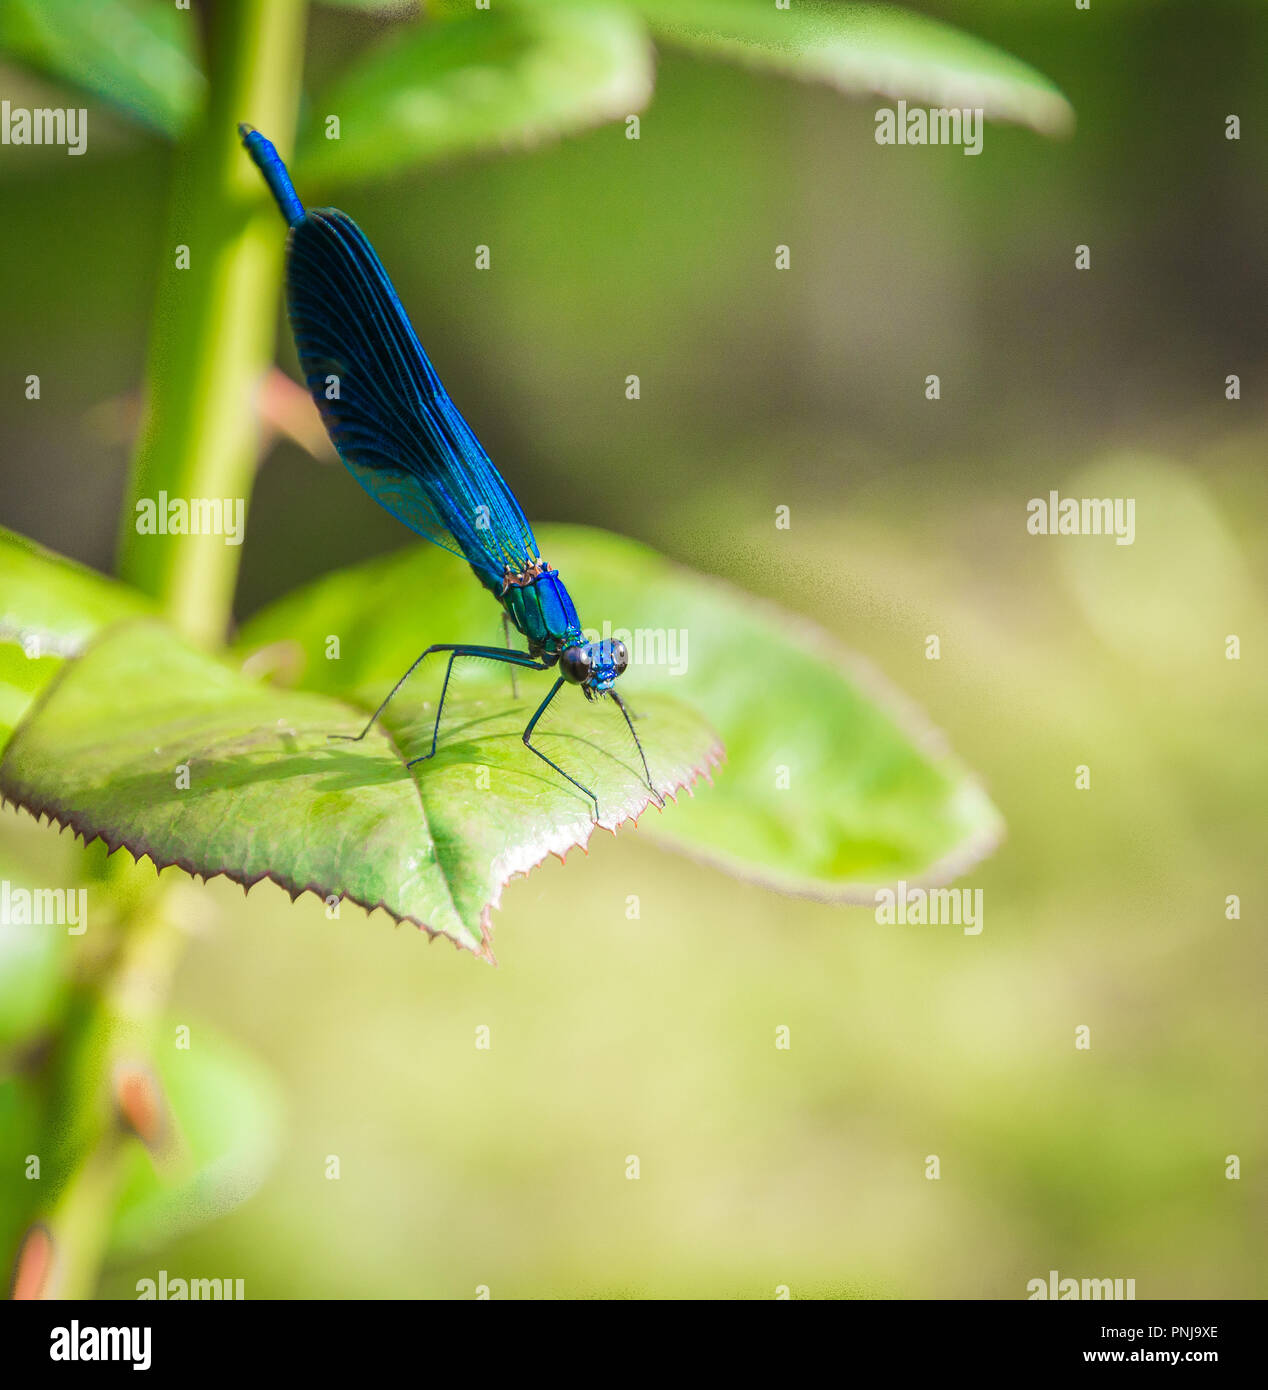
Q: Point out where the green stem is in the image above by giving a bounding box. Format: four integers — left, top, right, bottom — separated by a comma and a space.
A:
117, 0, 308, 646
21, 860, 187, 1299
22, 0, 310, 1300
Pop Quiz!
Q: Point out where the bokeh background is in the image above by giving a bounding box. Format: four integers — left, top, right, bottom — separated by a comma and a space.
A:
2, 0, 1265, 1297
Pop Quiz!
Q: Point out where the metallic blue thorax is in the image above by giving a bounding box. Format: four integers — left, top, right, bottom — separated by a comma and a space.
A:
497, 565, 583, 659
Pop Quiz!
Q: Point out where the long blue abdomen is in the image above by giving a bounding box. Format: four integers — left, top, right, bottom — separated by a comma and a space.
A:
239, 124, 304, 227
239, 125, 548, 604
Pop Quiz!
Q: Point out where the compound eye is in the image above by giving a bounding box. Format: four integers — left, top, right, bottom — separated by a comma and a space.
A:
611, 640, 629, 675
560, 646, 592, 684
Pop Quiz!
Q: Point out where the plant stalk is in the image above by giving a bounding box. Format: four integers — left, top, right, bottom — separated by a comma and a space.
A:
20, 0, 310, 1300
117, 0, 308, 646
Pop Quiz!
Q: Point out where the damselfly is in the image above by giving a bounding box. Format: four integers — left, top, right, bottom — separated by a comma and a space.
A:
240, 125, 659, 817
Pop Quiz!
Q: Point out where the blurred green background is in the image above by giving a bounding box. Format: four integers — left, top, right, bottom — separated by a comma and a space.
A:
2, 0, 1265, 1297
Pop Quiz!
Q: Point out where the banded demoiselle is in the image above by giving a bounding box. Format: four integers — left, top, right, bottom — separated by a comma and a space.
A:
240, 125, 659, 818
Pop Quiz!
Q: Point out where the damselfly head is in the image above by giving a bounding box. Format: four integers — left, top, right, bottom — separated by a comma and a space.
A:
560, 639, 628, 694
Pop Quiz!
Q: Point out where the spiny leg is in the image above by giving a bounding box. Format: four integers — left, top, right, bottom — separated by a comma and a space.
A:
329, 643, 451, 744
410, 650, 462, 766
501, 612, 520, 700
405, 645, 547, 768
330, 643, 541, 745
522, 676, 599, 818
611, 689, 664, 808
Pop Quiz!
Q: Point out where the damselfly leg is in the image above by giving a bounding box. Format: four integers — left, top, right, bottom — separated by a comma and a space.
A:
331, 645, 661, 819
611, 689, 664, 808
405, 645, 545, 766
328, 643, 543, 745
522, 677, 599, 818
501, 612, 521, 700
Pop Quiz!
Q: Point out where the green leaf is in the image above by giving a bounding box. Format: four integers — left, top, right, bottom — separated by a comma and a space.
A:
0, 852, 73, 1051
0, 527, 153, 749
237, 525, 1002, 900
0, 643, 59, 754
0, 528, 153, 658
298, 3, 654, 184
0, 620, 720, 958
0, 0, 203, 137
0, 1074, 46, 1262
108, 1023, 282, 1257
625, 0, 1073, 137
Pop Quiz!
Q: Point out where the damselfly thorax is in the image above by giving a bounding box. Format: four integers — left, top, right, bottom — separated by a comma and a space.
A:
497, 560, 583, 659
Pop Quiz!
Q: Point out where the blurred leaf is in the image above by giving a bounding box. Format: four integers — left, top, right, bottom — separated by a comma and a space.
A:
316, 0, 419, 9
298, 3, 653, 183
0, 527, 153, 658
0, 643, 60, 753
0, 849, 75, 1270
0, 1075, 45, 1261
0, 851, 72, 1051
237, 525, 1002, 900
0, 526, 153, 749
0, 620, 720, 958
0, 0, 203, 136
108, 1022, 282, 1257
623, 0, 1074, 136
1054, 454, 1260, 670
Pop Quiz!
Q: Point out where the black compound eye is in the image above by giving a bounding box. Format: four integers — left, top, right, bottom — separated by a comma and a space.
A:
560, 646, 593, 684
611, 640, 629, 675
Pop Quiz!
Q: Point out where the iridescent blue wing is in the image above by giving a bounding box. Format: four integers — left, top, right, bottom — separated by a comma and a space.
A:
284, 208, 539, 588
